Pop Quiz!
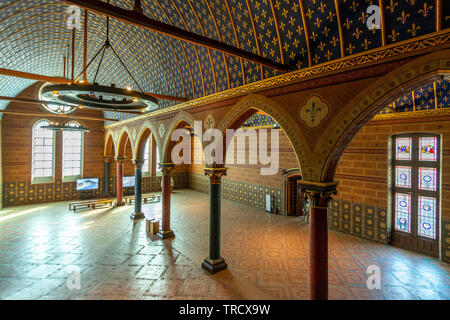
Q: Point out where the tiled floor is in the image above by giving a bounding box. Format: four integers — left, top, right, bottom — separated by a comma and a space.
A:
0, 189, 448, 300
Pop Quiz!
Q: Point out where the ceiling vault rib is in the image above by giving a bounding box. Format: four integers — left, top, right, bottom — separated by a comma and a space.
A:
187, 0, 218, 94
153, 0, 195, 97
436, 0, 442, 31
169, 0, 206, 97
378, 0, 387, 46
245, 0, 264, 80
333, 0, 345, 58
204, 0, 231, 90
223, 0, 246, 85
59, 0, 289, 72
269, 0, 285, 66
298, 0, 312, 67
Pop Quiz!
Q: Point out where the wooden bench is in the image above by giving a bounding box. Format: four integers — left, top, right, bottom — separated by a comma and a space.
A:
124, 194, 161, 205
69, 199, 113, 212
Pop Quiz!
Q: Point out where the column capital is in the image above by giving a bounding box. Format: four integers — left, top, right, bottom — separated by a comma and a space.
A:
298, 181, 338, 207
115, 156, 126, 163
104, 155, 114, 163
158, 162, 174, 174
133, 158, 145, 168
204, 167, 228, 184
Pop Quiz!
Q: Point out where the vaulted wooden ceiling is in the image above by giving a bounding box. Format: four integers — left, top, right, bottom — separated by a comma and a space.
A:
0, 0, 447, 121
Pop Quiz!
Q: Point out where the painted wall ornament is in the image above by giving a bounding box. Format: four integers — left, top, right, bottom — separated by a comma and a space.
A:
299, 95, 329, 128
204, 114, 215, 130
159, 123, 165, 138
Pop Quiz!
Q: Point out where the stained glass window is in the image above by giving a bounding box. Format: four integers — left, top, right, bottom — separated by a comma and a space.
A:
418, 196, 437, 239
395, 193, 411, 233
419, 137, 437, 161
396, 137, 412, 160
395, 166, 411, 188
419, 167, 437, 191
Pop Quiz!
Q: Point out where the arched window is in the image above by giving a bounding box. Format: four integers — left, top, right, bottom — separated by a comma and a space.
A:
142, 138, 149, 173
156, 145, 161, 173
32, 120, 54, 182
62, 122, 83, 180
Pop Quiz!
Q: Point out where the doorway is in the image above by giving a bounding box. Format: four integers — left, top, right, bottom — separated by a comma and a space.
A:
390, 133, 440, 257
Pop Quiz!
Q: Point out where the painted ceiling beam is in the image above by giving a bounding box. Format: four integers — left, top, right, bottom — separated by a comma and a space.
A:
0, 68, 186, 102
60, 0, 290, 72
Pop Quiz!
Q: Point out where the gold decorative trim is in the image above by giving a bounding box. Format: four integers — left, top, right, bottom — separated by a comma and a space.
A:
105, 30, 450, 129
334, 0, 345, 58
372, 108, 450, 121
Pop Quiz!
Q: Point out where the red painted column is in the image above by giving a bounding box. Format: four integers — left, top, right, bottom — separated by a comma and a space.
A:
310, 205, 329, 300
298, 181, 337, 301
115, 157, 125, 206
158, 163, 174, 239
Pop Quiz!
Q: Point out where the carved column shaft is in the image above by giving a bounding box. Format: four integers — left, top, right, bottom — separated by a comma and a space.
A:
158, 163, 175, 239
299, 181, 337, 301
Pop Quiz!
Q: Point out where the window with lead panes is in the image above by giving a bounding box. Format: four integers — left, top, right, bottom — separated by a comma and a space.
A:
392, 134, 440, 239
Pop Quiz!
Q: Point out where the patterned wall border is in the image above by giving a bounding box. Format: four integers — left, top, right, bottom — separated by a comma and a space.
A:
189, 173, 283, 213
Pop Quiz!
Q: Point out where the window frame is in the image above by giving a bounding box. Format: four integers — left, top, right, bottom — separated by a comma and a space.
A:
390, 132, 441, 241
31, 119, 55, 184
61, 121, 84, 182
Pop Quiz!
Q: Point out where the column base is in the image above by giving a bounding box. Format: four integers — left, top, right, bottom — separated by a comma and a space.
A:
157, 229, 175, 239
115, 201, 125, 207
130, 212, 144, 219
202, 257, 227, 274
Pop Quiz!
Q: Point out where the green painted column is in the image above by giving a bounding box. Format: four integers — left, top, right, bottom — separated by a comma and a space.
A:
104, 156, 112, 195
131, 159, 144, 219
202, 167, 228, 274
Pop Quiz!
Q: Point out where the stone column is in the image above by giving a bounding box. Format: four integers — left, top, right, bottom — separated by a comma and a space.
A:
157, 163, 175, 239
131, 159, 144, 219
202, 167, 228, 274
298, 181, 337, 300
104, 156, 113, 195
115, 157, 126, 206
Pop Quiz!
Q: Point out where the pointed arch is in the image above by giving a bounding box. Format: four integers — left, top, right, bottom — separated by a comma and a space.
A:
134, 119, 161, 160
320, 49, 450, 182
116, 127, 134, 158
161, 111, 197, 162
216, 94, 309, 175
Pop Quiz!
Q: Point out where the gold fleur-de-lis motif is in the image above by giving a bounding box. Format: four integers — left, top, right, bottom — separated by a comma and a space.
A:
326, 10, 335, 22
406, 0, 416, 5
396, 11, 410, 24
349, 0, 359, 13
386, 0, 398, 13
325, 50, 333, 60
345, 44, 356, 55
318, 2, 326, 14
361, 38, 372, 50
310, 31, 318, 42
306, 8, 314, 19
418, 3, 433, 17
322, 26, 330, 37
314, 17, 323, 28
318, 41, 326, 51
388, 29, 400, 42
343, 18, 353, 30
353, 27, 362, 39
329, 36, 339, 47
407, 23, 421, 36
358, 12, 368, 24
313, 54, 320, 64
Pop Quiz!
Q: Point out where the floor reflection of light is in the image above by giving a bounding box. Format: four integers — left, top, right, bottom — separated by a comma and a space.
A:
77, 207, 111, 218
0, 207, 46, 223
